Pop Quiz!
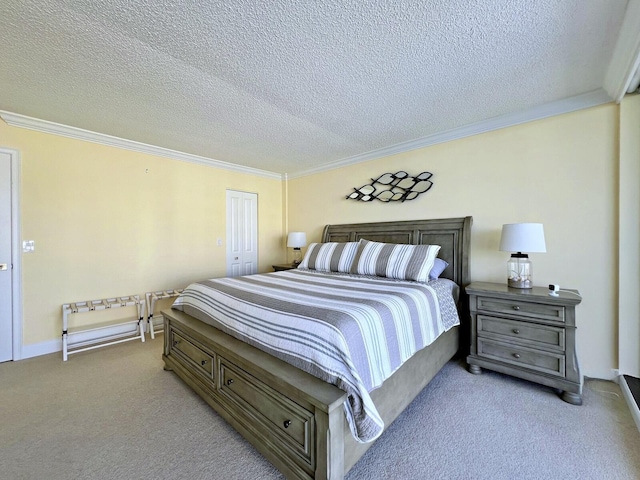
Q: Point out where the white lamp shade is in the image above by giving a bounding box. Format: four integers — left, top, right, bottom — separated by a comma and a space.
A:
287, 232, 307, 248
499, 223, 546, 253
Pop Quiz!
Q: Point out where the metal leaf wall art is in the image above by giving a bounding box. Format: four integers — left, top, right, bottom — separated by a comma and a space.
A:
346, 171, 433, 202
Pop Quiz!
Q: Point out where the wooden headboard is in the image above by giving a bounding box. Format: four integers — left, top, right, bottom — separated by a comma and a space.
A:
322, 216, 472, 287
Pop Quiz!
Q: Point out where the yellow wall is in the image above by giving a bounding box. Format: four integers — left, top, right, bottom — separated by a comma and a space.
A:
288, 104, 619, 379
0, 121, 284, 345
2, 100, 636, 379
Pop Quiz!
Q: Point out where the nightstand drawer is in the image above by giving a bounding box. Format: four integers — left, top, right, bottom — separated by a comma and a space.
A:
477, 297, 565, 323
477, 338, 565, 377
478, 315, 565, 351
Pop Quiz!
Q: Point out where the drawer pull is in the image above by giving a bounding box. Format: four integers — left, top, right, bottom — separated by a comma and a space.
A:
283, 420, 291, 429
512, 306, 520, 311
512, 329, 520, 334
201, 359, 207, 366
513, 353, 521, 359
226, 379, 234, 386
173, 340, 180, 346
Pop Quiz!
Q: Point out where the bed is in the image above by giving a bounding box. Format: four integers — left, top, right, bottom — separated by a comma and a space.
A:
162, 216, 472, 480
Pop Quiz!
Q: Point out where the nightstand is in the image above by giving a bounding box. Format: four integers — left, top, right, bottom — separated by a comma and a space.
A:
466, 282, 583, 405
272, 263, 297, 272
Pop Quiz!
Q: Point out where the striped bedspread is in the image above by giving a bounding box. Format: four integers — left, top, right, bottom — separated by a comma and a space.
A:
172, 269, 460, 443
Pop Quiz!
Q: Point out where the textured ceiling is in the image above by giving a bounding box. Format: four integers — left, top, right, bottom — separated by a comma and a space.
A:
0, 1, 634, 175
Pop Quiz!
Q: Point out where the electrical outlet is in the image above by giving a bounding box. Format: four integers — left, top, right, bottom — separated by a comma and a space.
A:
23, 240, 35, 253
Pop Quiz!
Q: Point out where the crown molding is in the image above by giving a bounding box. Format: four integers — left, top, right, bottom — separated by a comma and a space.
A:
286, 89, 613, 179
0, 111, 283, 180
603, 0, 640, 101
1, 88, 613, 182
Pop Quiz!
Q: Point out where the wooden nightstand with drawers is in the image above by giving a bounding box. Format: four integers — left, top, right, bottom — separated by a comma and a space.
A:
466, 282, 583, 405
272, 263, 297, 272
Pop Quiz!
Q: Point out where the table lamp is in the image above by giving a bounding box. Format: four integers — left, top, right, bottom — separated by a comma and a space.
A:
499, 223, 546, 289
287, 232, 306, 266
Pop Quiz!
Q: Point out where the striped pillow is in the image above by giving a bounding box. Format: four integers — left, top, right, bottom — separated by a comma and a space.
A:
298, 242, 359, 273
349, 239, 441, 282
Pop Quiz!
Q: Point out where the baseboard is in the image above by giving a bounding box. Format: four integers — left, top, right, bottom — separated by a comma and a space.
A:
619, 375, 640, 432
19, 314, 165, 361
21, 339, 62, 359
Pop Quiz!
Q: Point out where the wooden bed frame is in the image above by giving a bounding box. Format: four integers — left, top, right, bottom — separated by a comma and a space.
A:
162, 216, 472, 480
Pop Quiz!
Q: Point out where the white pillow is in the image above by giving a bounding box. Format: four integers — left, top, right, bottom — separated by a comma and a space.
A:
349, 239, 441, 282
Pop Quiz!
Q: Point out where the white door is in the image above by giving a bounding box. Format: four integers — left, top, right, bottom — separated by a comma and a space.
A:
226, 190, 258, 276
0, 151, 13, 362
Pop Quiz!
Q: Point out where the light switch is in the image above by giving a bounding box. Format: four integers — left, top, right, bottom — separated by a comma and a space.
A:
23, 240, 35, 253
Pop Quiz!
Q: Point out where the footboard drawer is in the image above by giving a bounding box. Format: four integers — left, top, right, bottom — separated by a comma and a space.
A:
219, 357, 315, 472
170, 330, 214, 379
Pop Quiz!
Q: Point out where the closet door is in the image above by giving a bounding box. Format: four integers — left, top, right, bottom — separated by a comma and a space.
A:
226, 190, 258, 277
0, 151, 13, 362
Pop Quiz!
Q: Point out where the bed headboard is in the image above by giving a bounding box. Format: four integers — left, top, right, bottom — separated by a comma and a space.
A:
322, 216, 472, 287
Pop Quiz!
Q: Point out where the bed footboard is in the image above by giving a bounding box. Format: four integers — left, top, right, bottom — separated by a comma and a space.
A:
162, 309, 348, 480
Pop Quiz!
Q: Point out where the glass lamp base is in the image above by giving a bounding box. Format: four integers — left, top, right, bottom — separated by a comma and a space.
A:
291, 248, 302, 266
507, 255, 532, 289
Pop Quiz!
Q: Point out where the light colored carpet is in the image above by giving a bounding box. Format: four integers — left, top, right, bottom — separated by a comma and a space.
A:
1, 336, 638, 480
